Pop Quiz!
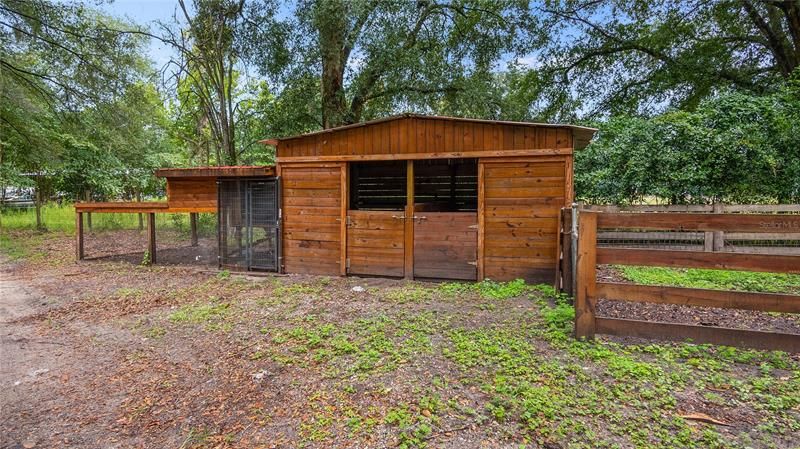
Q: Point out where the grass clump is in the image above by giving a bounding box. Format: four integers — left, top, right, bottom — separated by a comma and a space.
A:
169, 300, 231, 331
440, 278, 530, 300
383, 284, 435, 303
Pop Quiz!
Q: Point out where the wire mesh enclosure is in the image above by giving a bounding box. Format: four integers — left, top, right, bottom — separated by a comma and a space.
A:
218, 178, 280, 271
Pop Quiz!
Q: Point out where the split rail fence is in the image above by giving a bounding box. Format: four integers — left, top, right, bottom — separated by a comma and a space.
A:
573, 210, 800, 352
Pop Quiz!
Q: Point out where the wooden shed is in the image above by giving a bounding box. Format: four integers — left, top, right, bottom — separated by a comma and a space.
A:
269, 114, 596, 282
75, 114, 595, 283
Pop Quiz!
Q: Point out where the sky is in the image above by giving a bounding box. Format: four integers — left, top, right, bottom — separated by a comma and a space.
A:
97, 0, 184, 69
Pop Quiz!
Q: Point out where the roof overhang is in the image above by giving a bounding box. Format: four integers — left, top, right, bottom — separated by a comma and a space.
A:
155, 165, 276, 178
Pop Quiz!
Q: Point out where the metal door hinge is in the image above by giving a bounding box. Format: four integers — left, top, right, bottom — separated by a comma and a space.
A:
467, 261, 478, 266
468, 224, 478, 229
345, 258, 351, 269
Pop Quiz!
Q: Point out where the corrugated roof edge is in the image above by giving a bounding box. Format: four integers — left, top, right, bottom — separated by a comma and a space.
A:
257, 113, 598, 146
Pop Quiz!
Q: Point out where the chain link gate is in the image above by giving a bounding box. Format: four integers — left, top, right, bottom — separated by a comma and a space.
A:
218, 178, 280, 271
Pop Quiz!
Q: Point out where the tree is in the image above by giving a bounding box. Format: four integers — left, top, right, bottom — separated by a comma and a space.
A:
575, 78, 800, 204
245, 0, 540, 130
533, 0, 800, 118
158, 0, 245, 165
1, 0, 175, 228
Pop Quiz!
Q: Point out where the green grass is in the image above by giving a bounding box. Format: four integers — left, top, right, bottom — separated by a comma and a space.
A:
618, 266, 800, 293
0, 202, 216, 235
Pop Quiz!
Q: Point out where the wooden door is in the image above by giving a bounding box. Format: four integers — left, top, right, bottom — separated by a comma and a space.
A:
346, 210, 405, 277
413, 212, 478, 280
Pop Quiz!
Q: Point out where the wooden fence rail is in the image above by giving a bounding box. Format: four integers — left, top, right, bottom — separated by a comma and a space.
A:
583, 203, 800, 255
575, 210, 800, 352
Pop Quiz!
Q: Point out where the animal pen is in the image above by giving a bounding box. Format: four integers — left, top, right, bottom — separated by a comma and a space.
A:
75, 114, 596, 282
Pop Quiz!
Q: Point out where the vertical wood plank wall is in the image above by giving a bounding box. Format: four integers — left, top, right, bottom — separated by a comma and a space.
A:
480, 157, 569, 283
281, 163, 344, 275
278, 117, 573, 158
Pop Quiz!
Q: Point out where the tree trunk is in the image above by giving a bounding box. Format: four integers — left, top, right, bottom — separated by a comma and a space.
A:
318, 0, 349, 129
137, 191, 144, 231
34, 186, 43, 230
84, 190, 92, 231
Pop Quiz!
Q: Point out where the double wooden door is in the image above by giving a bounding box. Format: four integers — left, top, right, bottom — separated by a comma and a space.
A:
345, 210, 477, 280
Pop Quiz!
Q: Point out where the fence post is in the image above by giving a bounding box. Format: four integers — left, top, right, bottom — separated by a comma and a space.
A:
713, 202, 724, 251
575, 210, 598, 339
557, 208, 574, 296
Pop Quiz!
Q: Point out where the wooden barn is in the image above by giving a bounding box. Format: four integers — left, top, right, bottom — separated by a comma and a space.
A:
76, 114, 596, 283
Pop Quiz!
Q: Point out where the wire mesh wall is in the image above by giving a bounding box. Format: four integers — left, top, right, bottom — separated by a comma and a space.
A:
218, 178, 280, 271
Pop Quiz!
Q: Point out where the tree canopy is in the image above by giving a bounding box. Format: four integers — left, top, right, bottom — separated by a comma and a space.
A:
2, 0, 798, 218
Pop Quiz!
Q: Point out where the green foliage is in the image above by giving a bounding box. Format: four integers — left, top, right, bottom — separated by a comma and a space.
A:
535, 1, 798, 117
619, 266, 800, 294
577, 83, 800, 204
169, 301, 231, 331
440, 279, 530, 300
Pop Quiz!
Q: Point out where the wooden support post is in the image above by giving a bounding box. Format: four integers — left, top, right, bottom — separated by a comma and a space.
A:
340, 163, 348, 276
575, 211, 597, 339
476, 161, 485, 281
712, 202, 724, 251
147, 213, 156, 264
75, 212, 84, 260
404, 160, 414, 279
190, 213, 198, 247
558, 208, 574, 296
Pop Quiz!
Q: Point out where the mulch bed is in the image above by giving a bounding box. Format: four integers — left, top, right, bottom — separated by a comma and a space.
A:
596, 265, 800, 335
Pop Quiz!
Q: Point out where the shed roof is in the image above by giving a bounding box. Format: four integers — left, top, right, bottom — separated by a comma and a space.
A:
259, 113, 597, 149
155, 165, 276, 178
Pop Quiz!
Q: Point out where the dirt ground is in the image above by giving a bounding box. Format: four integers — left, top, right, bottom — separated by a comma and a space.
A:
1, 229, 799, 449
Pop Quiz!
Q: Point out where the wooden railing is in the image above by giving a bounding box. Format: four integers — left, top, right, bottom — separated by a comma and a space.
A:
581, 203, 800, 255
575, 211, 800, 352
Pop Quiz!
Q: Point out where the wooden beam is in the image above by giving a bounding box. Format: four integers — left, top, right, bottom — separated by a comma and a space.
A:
575, 211, 597, 339
147, 213, 156, 265
404, 160, 414, 279
476, 161, 485, 281
597, 282, 800, 313
75, 212, 84, 260
155, 166, 276, 178
190, 213, 198, 246
595, 317, 800, 353
340, 163, 348, 276
597, 247, 800, 274
276, 148, 573, 163
597, 212, 800, 233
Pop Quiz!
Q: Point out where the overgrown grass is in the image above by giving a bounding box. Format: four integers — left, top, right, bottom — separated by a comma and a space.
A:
0, 202, 216, 235
618, 266, 800, 294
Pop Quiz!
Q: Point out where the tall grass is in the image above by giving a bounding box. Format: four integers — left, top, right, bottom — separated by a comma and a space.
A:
0, 202, 217, 236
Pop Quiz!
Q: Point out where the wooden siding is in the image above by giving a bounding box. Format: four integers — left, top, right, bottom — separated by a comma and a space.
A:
281, 164, 344, 275
165, 177, 218, 213
278, 117, 573, 161
480, 157, 569, 283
